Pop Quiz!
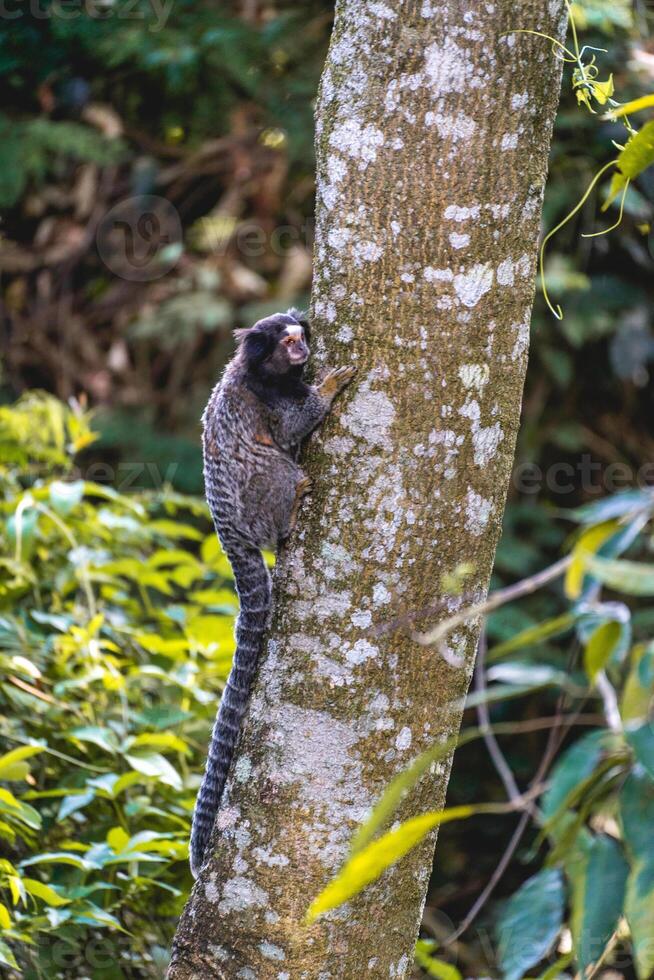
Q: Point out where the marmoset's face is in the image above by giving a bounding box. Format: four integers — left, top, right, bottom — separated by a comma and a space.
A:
238, 312, 310, 377
277, 323, 309, 368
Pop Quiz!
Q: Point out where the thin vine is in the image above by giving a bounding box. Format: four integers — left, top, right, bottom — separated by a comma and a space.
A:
510, 0, 654, 319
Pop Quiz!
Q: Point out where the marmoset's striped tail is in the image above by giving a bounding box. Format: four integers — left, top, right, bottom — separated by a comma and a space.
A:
189, 541, 271, 878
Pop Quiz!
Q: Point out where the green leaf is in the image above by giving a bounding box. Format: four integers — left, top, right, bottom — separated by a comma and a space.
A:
541, 731, 609, 820
583, 620, 623, 681
125, 753, 182, 790
0, 787, 42, 829
48, 480, 84, 516
486, 663, 575, 691
349, 732, 462, 855
620, 768, 654, 978
571, 835, 628, 974
67, 726, 119, 754
351, 722, 565, 857
568, 490, 654, 524
0, 939, 18, 970
625, 724, 654, 782
135, 634, 189, 657
70, 900, 125, 930
625, 864, 654, 980
19, 851, 96, 871
496, 869, 565, 980
57, 790, 95, 821
465, 682, 562, 709
583, 553, 654, 596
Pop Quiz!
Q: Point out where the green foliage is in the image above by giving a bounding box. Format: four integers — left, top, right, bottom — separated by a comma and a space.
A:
570, 833, 628, 974
0, 1, 653, 977
606, 121, 654, 207
0, 115, 126, 208
620, 768, 654, 978
310, 488, 654, 979
0, 395, 235, 976
0, 5, 326, 168
523, 1, 654, 320
414, 941, 463, 980
496, 869, 565, 980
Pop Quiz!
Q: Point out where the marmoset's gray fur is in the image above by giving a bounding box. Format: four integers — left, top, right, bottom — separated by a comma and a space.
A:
189, 309, 355, 877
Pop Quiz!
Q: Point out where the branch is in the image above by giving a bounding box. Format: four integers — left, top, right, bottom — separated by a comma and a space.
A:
414, 555, 572, 647
474, 629, 524, 807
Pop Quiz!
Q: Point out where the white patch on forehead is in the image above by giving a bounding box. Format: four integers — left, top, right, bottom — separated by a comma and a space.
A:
284, 324, 302, 339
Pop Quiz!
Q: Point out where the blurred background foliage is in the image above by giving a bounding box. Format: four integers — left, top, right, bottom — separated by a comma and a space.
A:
1, 0, 654, 977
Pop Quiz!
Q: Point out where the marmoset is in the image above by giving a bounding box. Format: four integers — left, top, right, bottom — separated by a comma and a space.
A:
190, 309, 355, 877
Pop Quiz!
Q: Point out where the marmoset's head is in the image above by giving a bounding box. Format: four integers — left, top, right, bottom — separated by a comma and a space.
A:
235, 309, 310, 378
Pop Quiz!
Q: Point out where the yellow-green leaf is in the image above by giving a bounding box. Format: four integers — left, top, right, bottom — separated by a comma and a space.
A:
0, 745, 45, 782
126, 733, 189, 756
584, 621, 622, 681
605, 93, 654, 119
23, 878, 69, 907
620, 646, 653, 724
564, 520, 619, 599
307, 807, 476, 922
107, 826, 130, 852
414, 942, 463, 980
112, 772, 142, 798
7, 875, 22, 905
616, 120, 654, 181
591, 75, 614, 106
0, 902, 10, 929
149, 519, 203, 541
605, 121, 654, 208
489, 612, 577, 660
576, 87, 592, 110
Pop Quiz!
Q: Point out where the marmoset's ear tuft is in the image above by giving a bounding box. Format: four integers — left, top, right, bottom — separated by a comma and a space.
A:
236, 326, 276, 366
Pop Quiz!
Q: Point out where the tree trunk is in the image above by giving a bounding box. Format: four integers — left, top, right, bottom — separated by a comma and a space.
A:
168, 1, 566, 976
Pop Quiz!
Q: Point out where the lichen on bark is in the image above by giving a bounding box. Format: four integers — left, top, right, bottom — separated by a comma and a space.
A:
168, 2, 567, 977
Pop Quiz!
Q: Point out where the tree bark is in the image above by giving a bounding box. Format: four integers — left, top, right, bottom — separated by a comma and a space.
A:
169, 1, 566, 976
